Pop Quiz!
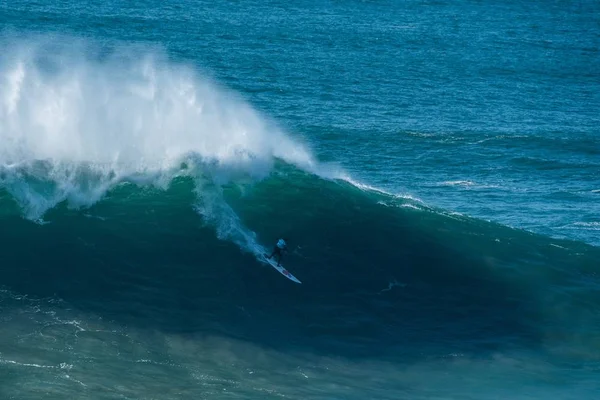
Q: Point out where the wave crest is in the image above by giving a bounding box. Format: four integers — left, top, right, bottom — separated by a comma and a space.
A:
0, 35, 325, 220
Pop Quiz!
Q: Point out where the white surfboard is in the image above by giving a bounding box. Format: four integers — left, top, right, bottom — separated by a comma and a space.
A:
262, 253, 302, 284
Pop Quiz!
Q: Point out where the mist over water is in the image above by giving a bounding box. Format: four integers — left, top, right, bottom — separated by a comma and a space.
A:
0, 37, 324, 220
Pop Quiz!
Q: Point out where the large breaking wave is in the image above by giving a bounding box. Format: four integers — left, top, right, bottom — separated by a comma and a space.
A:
0, 35, 346, 258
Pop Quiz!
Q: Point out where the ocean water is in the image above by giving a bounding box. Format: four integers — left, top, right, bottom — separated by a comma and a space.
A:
1, 0, 599, 398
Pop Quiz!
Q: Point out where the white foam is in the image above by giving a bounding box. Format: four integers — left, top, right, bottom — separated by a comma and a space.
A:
441, 180, 475, 187
379, 280, 406, 294
0, 35, 328, 220
549, 243, 567, 249
572, 222, 600, 230
341, 175, 424, 204
193, 187, 260, 254
440, 180, 501, 190
0, 359, 58, 369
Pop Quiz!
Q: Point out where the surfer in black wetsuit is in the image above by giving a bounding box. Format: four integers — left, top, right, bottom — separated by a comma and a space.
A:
266, 238, 288, 266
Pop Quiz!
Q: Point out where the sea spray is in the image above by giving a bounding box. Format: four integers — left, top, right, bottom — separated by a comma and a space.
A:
0, 36, 319, 224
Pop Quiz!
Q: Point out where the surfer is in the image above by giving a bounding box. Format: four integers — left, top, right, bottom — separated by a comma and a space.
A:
266, 238, 287, 266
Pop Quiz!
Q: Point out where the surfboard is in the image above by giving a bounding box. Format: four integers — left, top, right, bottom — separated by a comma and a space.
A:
262, 253, 302, 284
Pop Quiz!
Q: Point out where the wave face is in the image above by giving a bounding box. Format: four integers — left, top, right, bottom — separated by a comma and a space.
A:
1, 164, 600, 398
1, 37, 599, 399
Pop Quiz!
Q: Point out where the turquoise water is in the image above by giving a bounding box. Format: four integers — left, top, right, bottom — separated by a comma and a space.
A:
1, 1, 599, 398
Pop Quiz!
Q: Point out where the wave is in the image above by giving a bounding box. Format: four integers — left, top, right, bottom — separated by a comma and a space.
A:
438, 180, 502, 190
568, 222, 600, 230
1, 164, 599, 363
0, 35, 349, 262
1, 38, 599, 364
0, 35, 337, 206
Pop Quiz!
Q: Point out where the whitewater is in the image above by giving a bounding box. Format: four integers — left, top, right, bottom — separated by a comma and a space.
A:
0, 38, 313, 209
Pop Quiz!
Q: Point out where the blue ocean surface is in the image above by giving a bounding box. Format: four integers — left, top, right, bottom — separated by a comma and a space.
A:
1, 0, 599, 398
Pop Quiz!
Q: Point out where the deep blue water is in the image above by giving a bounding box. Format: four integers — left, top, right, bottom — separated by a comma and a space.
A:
1, 0, 599, 398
